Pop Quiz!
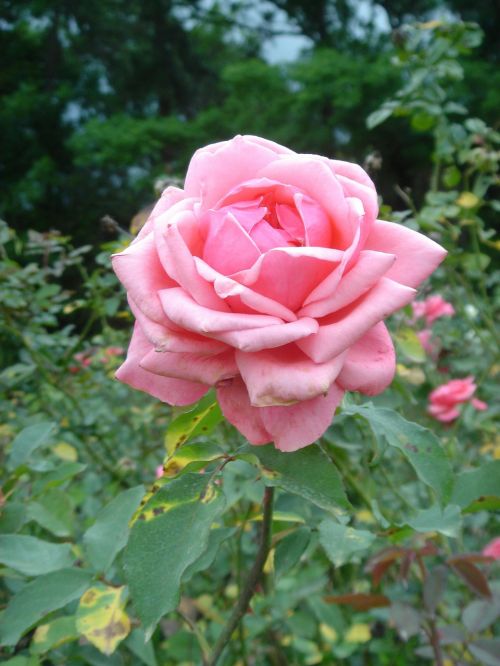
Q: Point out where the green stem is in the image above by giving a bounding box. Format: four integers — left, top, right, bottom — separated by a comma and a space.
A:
208, 486, 274, 666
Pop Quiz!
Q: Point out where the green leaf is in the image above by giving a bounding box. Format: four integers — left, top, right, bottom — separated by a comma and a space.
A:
451, 461, 500, 510
0, 502, 26, 533
406, 505, 462, 537
469, 640, 500, 666
0, 568, 93, 646
124, 473, 226, 638
31, 616, 78, 654
7, 422, 56, 470
345, 404, 453, 504
275, 527, 311, 578
462, 599, 500, 633
165, 392, 223, 455
125, 628, 158, 666
2, 657, 40, 666
76, 584, 130, 655
0, 535, 74, 576
366, 103, 396, 129
27, 488, 74, 537
183, 527, 235, 582
83, 485, 144, 573
319, 521, 376, 567
243, 443, 350, 515
394, 328, 425, 363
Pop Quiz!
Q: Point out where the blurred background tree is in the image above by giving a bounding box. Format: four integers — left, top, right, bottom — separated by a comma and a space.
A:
1, 0, 498, 243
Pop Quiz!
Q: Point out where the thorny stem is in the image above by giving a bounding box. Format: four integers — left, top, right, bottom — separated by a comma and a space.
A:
208, 486, 275, 666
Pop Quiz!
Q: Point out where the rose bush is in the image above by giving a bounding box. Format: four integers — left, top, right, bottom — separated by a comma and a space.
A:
113, 135, 446, 450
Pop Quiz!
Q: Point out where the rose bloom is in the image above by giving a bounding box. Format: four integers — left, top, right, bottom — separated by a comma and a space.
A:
412, 294, 454, 325
113, 136, 446, 451
483, 537, 500, 560
428, 376, 488, 422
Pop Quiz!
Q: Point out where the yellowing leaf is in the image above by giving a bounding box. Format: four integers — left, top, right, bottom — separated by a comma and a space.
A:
76, 584, 130, 655
32, 616, 78, 654
397, 364, 426, 385
345, 623, 371, 643
456, 192, 479, 209
164, 392, 222, 455
418, 20, 443, 29
320, 623, 338, 643
52, 442, 78, 462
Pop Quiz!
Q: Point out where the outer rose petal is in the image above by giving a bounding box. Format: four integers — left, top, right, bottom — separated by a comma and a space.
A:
214, 317, 318, 352
140, 348, 237, 385
336, 322, 395, 395
260, 383, 345, 452
365, 220, 447, 288
135, 186, 186, 242
471, 397, 488, 411
112, 232, 175, 323
159, 287, 283, 334
298, 277, 416, 363
184, 135, 283, 208
235, 346, 346, 406
155, 210, 230, 310
116, 324, 207, 406
299, 250, 395, 318
216, 377, 272, 445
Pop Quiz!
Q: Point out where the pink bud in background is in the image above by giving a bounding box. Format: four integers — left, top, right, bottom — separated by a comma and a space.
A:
417, 329, 438, 358
428, 376, 488, 422
483, 538, 500, 560
412, 295, 454, 325
155, 465, 164, 479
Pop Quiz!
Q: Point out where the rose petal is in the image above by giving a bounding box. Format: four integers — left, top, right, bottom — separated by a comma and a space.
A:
215, 317, 318, 352
140, 348, 237, 385
299, 250, 395, 318
232, 246, 343, 312
116, 323, 207, 405
135, 186, 186, 242
260, 383, 345, 452
155, 210, 230, 310
202, 210, 261, 274
112, 232, 175, 323
364, 219, 447, 288
236, 346, 346, 406
336, 322, 395, 395
428, 404, 460, 422
298, 277, 416, 362
195, 257, 297, 322
216, 377, 272, 445
159, 287, 284, 334
184, 135, 283, 208
293, 192, 332, 247
259, 156, 352, 248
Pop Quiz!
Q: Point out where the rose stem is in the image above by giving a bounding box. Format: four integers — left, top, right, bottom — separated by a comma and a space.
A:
207, 485, 275, 666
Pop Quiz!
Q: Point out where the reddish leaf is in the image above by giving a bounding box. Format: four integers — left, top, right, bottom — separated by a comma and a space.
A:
447, 558, 492, 598
366, 548, 405, 586
324, 593, 391, 611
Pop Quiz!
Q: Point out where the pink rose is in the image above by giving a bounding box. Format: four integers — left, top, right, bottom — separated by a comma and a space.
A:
483, 538, 500, 560
428, 376, 488, 422
417, 329, 438, 358
412, 295, 454, 325
113, 135, 446, 451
